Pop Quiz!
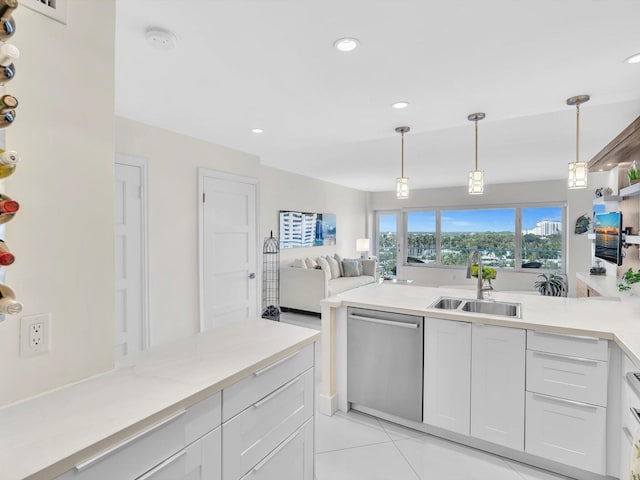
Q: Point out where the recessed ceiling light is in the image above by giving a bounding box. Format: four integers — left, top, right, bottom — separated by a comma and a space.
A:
333, 37, 359, 52
391, 101, 409, 109
251, 128, 264, 134
145, 27, 177, 51
625, 52, 640, 64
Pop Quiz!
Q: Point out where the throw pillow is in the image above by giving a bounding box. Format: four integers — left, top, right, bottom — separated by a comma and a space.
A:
342, 260, 361, 277
316, 256, 331, 275
326, 256, 341, 279
304, 257, 318, 269
334, 253, 345, 276
291, 258, 307, 268
345, 258, 363, 275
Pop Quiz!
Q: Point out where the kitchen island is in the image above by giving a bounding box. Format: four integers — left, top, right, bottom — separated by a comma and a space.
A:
0, 318, 319, 480
319, 283, 640, 480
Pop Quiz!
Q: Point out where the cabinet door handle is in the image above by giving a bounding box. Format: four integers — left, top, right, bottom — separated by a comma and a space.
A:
74, 409, 187, 471
631, 407, 640, 425
348, 314, 420, 329
253, 351, 298, 377
531, 350, 599, 366
531, 331, 599, 343
137, 449, 187, 480
623, 426, 634, 443
251, 430, 300, 473
531, 393, 597, 410
254, 375, 301, 408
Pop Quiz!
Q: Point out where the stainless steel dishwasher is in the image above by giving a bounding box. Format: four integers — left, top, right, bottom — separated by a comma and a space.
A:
347, 307, 424, 422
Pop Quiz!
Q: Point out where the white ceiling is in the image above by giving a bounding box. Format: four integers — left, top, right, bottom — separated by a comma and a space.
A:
115, 0, 640, 192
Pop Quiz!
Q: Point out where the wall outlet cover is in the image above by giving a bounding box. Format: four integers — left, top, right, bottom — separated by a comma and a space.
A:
20, 313, 51, 357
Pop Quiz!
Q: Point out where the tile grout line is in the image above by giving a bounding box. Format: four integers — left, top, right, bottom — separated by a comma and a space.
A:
387, 435, 423, 480
315, 438, 398, 455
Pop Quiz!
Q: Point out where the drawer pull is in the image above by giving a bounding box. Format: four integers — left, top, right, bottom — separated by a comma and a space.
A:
531, 393, 598, 410
254, 375, 300, 408
531, 350, 599, 366
137, 449, 187, 480
253, 351, 298, 377
74, 409, 187, 471
252, 430, 300, 473
632, 408, 640, 425
531, 331, 599, 343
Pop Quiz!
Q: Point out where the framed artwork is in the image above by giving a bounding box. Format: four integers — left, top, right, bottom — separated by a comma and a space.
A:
279, 211, 336, 249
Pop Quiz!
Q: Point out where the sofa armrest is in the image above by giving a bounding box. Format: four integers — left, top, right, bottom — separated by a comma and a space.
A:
361, 259, 377, 277
280, 267, 330, 313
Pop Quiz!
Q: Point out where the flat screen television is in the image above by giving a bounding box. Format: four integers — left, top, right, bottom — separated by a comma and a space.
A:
594, 211, 623, 265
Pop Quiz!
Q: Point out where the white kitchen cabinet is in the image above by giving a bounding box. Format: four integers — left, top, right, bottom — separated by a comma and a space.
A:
239, 418, 313, 480
525, 392, 606, 474
423, 317, 471, 435
136, 428, 221, 480
223, 369, 314, 480
470, 323, 525, 451
55, 393, 222, 480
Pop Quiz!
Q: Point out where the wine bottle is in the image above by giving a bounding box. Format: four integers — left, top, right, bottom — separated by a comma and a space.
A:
0, 283, 22, 315
0, 148, 18, 178
0, 62, 15, 84
0, 0, 18, 41
0, 192, 18, 223
0, 239, 14, 266
0, 42, 18, 66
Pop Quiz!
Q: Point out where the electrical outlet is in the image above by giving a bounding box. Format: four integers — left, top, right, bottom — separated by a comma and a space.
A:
20, 314, 51, 357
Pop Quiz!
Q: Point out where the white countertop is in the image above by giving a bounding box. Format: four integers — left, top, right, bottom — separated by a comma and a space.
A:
575, 271, 632, 298
0, 319, 319, 480
322, 283, 640, 367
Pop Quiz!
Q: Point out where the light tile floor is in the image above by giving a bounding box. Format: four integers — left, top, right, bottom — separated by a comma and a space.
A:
280, 311, 572, 480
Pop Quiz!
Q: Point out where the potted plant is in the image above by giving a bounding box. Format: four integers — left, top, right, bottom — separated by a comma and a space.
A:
471, 265, 497, 288
618, 268, 640, 294
628, 161, 640, 185
534, 272, 567, 297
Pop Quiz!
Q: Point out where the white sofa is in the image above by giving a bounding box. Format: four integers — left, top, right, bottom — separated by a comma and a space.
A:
280, 258, 377, 313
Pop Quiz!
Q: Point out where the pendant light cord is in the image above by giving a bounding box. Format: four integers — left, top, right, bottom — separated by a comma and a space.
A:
475, 119, 479, 170
401, 130, 405, 177
576, 101, 580, 163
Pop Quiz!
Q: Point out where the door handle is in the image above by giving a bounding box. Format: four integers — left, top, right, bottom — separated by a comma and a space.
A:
348, 314, 420, 329
248, 272, 256, 279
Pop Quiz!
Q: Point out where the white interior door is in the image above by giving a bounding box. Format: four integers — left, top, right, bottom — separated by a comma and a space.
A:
200, 170, 257, 331
114, 156, 148, 357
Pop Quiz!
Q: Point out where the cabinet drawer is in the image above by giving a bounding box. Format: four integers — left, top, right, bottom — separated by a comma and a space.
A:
527, 330, 608, 361
136, 427, 221, 480
239, 418, 313, 480
223, 369, 314, 480
526, 350, 608, 407
223, 344, 313, 422
525, 392, 606, 474
622, 377, 640, 436
56, 393, 221, 480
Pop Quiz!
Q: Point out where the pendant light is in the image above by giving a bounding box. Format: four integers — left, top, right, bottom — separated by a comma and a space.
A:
468, 112, 485, 195
566, 94, 590, 189
395, 126, 410, 199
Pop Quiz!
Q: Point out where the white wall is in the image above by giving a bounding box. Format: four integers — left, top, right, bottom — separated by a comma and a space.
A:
115, 117, 260, 346
0, 1, 116, 406
369, 177, 603, 296
259, 166, 368, 264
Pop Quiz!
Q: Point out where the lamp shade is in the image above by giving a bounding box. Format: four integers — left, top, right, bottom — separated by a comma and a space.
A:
468, 170, 484, 194
568, 161, 588, 189
356, 238, 370, 252
396, 177, 409, 199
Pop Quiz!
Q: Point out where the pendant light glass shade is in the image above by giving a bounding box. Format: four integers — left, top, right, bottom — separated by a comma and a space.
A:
396, 176, 409, 199
468, 169, 484, 194
567, 95, 590, 189
395, 126, 410, 199
467, 113, 485, 195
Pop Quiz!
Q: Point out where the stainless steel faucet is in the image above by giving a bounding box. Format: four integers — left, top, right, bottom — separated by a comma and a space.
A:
466, 249, 493, 299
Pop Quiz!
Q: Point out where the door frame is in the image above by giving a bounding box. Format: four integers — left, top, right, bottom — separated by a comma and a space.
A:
115, 153, 150, 350
197, 168, 260, 332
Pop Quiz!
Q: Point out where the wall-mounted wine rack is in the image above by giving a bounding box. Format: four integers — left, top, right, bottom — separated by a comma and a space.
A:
0, 0, 22, 322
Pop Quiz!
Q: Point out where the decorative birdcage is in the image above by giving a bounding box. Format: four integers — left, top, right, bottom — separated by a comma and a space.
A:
261, 232, 280, 321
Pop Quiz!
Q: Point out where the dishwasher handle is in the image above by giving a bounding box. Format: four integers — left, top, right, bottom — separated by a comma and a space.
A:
348, 313, 420, 329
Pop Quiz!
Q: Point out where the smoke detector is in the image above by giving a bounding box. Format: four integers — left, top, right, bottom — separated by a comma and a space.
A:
145, 28, 177, 51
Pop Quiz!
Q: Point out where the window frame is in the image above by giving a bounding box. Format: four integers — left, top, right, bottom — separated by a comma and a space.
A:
375, 202, 567, 274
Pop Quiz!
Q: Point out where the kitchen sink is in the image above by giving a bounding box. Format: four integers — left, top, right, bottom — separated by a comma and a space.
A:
431, 298, 463, 310
428, 296, 521, 318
